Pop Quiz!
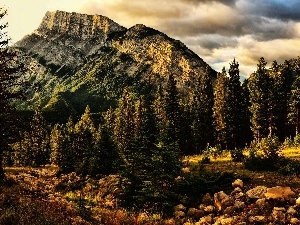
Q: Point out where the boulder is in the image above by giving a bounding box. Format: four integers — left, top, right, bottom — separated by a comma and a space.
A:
246, 186, 267, 199
204, 205, 215, 214
287, 206, 297, 215
187, 208, 204, 220
290, 218, 300, 224
214, 191, 235, 211
248, 216, 267, 223
175, 204, 186, 211
197, 215, 213, 225
272, 207, 286, 223
296, 197, 300, 206
174, 210, 185, 218
202, 193, 214, 206
265, 186, 295, 201
232, 179, 243, 189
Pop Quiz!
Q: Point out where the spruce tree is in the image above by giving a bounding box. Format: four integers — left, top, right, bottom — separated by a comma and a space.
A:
17, 110, 50, 166
213, 67, 230, 148
191, 66, 214, 153
113, 87, 137, 160
73, 105, 96, 175
0, 8, 25, 179
289, 57, 300, 134
271, 60, 293, 139
248, 58, 272, 139
227, 59, 244, 148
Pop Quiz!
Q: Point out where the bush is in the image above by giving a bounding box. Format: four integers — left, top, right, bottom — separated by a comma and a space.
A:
278, 158, 300, 175
244, 136, 283, 171
175, 165, 234, 207
294, 134, 300, 146
230, 148, 244, 162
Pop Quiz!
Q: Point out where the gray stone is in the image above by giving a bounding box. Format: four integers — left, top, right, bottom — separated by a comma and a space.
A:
202, 193, 214, 206
204, 205, 215, 214
248, 216, 267, 223
174, 210, 185, 219
246, 186, 267, 199
265, 186, 295, 201
287, 206, 297, 215
175, 204, 186, 211
232, 179, 243, 189
255, 198, 266, 208
198, 215, 213, 225
234, 201, 245, 210
290, 218, 300, 224
187, 208, 204, 220
214, 191, 235, 211
272, 207, 286, 223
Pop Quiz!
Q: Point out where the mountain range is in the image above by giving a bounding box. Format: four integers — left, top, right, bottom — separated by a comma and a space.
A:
14, 10, 216, 121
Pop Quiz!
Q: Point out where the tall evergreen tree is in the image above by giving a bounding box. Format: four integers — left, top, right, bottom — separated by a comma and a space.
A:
164, 74, 182, 150
16, 110, 50, 166
289, 57, 300, 134
73, 105, 96, 175
213, 67, 230, 148
271, 60, 294, 139
0, 8, 25, 179
113, 87, 137, 160
191, 66, 214, 153
248, 58, 272, 139
227, 59, 245, 148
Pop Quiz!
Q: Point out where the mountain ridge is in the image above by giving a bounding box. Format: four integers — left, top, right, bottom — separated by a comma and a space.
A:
14, 10, 216, 121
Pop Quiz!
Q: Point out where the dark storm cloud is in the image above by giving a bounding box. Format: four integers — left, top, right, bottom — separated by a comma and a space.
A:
78, 0, 300, 75
183, 34, 239, 49
239, 0, 300, 21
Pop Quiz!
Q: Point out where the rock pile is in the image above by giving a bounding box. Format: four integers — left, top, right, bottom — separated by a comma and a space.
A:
174, 179, 300, 224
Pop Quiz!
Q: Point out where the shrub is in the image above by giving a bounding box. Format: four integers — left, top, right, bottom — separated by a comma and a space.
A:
294, 134, 300, 146
278, 158, 300, 175
230, 148, 244, 162
244, 136, 283, 171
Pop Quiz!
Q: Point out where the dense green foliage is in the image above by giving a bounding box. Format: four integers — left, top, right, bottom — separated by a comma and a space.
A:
0, 8, 26, 179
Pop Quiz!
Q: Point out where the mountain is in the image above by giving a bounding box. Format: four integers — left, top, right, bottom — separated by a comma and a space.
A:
14, 10, 216, 121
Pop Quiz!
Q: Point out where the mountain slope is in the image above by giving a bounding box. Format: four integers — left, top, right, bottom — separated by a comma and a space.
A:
14, 10, 216, 120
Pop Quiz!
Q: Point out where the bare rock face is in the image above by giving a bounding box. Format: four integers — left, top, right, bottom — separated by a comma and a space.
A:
13, 10, 216, 116
15, 11, 127, 74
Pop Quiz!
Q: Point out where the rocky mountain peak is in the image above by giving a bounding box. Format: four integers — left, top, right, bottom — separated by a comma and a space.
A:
125, 24, 163, 39
35, 10, 127, 39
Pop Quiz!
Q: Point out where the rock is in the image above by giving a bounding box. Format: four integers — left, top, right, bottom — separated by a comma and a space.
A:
175, 204, 186, 211
232, 179, 243, 189
187, 208, 204, 220
214, 191, 235, 211
198, 215, 213, 225
219, 217, 234, 225
202, 193, 214, 206
234, 201, 245, 210
163, 218, 176, 225
287, 206, 297, 215
246, 186, 267, 199
255, 198, 266, 208
296, 197, 300, 206
290, 218, 300, 224
204, 205, 215, 214
272, 207, 286, 223
265, 186, 295, 201
174, 210, 185, 219
223, 206, 236, 216
248, 216, 267, 223
199, 204, 206, 210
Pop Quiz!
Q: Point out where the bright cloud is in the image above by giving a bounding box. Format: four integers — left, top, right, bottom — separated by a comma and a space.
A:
1, 0, 300, 77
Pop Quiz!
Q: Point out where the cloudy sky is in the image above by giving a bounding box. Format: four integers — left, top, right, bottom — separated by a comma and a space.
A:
2, 0, 300, 77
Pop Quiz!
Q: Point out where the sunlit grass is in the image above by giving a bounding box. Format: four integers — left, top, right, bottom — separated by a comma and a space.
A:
183, 146, 300, 167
